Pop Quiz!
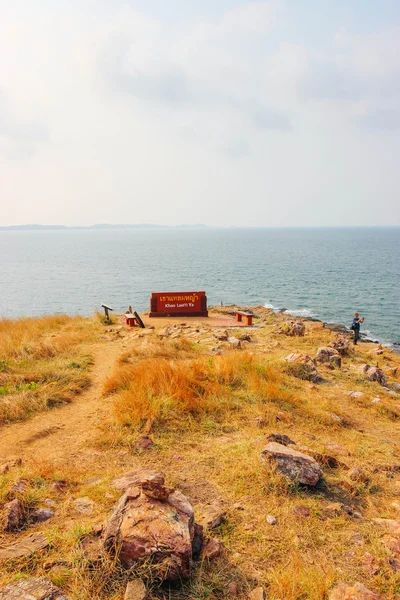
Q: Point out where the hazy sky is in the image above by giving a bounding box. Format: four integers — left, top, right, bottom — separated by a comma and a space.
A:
1, 0, 400, 227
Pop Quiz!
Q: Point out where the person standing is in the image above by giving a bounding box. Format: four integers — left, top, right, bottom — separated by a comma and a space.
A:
352, 312, 364, 345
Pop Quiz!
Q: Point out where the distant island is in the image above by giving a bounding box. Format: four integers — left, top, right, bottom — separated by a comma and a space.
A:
0, 223, 211, 231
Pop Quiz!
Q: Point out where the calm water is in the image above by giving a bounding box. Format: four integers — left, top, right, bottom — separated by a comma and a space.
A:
1, 228, 399, 346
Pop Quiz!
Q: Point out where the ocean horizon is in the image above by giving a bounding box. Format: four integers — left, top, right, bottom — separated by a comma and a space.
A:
1, 226, 399, 346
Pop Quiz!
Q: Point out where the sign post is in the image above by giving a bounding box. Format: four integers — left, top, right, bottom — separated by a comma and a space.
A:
149, 291, 208, 318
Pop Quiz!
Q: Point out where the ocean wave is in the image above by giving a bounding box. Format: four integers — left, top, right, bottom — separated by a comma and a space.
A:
264, 302, 316, 318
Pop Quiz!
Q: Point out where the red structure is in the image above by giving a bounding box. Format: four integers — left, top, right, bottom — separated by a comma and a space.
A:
236, 311, 254, 326
150, 291, 208, 317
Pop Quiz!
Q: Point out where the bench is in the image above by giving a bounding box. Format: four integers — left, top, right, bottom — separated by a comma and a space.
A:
236, 311, 254, 326
125, 313, 137, 327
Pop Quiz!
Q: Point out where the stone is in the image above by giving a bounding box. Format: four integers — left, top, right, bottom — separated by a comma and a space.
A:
292, 505, 311, 518
348, 467, 368, 483
11, 478, 29, 493
228, 337, 241, 348
226, 582, 238, 596
266, 515, 277, 525
373, 519, 400, 535
358, 365, 387, 386
392, 382, 400, 392
0, 578, 70, 599
112, 469, 166, 492
50, 480, 68, 492
361, 552, 380, 576
383, 535, 400, 555
282, 321, 305, 337
328, 582, 382, 600
261, 442, 323, 486
372, 397, 381, 404
0, 532, 48, 562
266, 433, 295, 446
103, 473, 195, 580
315, 347, 341, 368
72, 497, 95, 515
3, 499, 26, 532
31, 508, 54, 523
124, 580, 147, 600
202, 537, 223, 560
199, 502, 226, 529
135, 435, 154, 450
248, 586, 265, 600
285, 353, 321, 383
332, 336, 351, 356
347, 391, 364, 398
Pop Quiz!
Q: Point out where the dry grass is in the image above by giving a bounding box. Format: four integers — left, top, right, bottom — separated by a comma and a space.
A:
0, 315, 100, 423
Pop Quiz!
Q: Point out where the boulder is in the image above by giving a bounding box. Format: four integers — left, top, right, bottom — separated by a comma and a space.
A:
112, 469, 165, 491
3, 499, 26, 532
261, 442, 323, 486
315, 347, 341, 368
102, 471, 195, 580
358, 365, 387, 386
0, 578, 70, 600
282, 321, 305, 337
348, 467, 368, 483
285, 354, 321, 383
248, 587, 266, 600
31, 508, 54, 523
332, 336, 351, 356
266, 433, 295, 446
328, 583, 382, 600
124, 580, 147, 600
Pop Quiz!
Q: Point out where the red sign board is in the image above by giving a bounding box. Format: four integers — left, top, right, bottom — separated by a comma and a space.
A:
150, 291, 208, 317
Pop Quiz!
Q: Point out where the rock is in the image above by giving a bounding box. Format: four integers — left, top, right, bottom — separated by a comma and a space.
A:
266, 515, 277, 525
124, 580, 147, 600
0, 578, 70, 599
50, 480, 68, 492
315, 347, 341, 368
0, 532, 48, 562
226, 582, 238, 596
332, 336, 351, 356
383, 535, 400, 556
292, 505, 311, 518
347, 390, 364, 398
199, 502, 226, 529
135, 435, 154, 450
0, 458, 22, 475
239, 333, 252, 342
328, 582, 383, 600
359, 365, 387, 386
202, 537, 223, 560
285, 353, 321, 383
261, 442, 323, 486
103, 472, 195, 580
266, 433, 295, 446
228, 337, 241, 348
11, 478, 30, 493
348, 467, 368, 483
248, 586, 266, 600
372, 518, 400, 535
31, 508, 54, 523
112, 469, 166, 492
72, 497, 95, 515
3, 499, 26, 532
282, 321, 305, 337
361, 552, 380, 576
372, 397, 380, 404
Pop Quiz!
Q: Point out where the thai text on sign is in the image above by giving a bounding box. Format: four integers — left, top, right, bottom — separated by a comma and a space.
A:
150, 291, 208, 317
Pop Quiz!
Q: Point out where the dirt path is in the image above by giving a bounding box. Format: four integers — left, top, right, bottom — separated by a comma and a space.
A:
0, 337, 125, 465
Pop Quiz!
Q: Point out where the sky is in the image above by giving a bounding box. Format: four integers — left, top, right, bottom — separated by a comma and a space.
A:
1, 0, 400, 227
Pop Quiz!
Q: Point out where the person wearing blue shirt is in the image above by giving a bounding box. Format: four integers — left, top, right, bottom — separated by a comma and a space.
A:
352, 312, 364, 345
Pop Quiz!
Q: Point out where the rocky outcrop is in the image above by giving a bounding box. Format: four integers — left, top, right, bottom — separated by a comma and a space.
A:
285, 354, 322, 383
102, 470, 196, 580
199, 502, 226, 529
0, 578, 70, 599
328, 583, 382, 600
314, 347, 341, 368
0, 532, 49, 562
358, 365, 387, 386
261, 442, 323, 486
332, 336, 351, 356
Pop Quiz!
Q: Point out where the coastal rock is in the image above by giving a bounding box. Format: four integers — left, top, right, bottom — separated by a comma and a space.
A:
328, 583, 382, 600
71, 497, 95, 515
261, 442, 323, 486
31, 508, 54, 523
202, 537, 223, 560
282, 321, 305, 337
0, 578, 70, 600
332, 336, 351, 356
248, 587, 266, 600
102, 472, 195, 580
266, 433, 296, 446
135, 435, 154, 450
285, 354, 321, 383
3, 498, 26, 532
348, 467, 368, 483
112, 469, 165, 492
266, 515, 277, 525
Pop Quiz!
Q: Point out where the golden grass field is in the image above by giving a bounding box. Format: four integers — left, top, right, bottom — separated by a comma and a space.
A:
1, 307, 400, 599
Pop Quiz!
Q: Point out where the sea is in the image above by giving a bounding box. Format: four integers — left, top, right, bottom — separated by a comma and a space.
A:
1, 227, 399, 347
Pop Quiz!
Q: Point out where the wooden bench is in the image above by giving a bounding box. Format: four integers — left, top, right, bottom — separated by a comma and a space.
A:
236, 311, 254, 326
101, 303, 113, 321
